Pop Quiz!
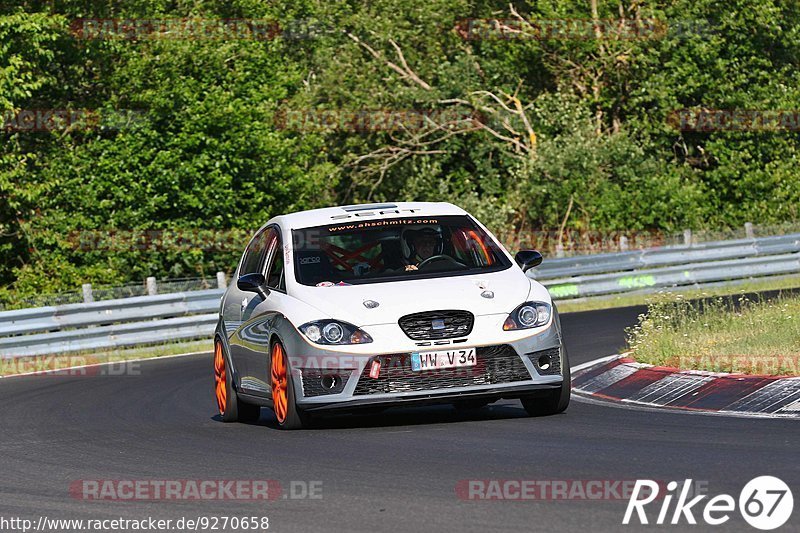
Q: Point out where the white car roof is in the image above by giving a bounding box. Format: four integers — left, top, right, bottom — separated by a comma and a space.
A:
270, 201, 468, 230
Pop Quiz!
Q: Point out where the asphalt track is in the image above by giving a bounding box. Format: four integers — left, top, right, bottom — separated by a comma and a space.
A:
0, 305, 797, 532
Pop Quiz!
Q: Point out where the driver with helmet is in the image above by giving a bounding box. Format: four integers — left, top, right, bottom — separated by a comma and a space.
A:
403, 226, 444, 271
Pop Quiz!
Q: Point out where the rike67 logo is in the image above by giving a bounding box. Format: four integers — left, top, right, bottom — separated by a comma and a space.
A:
624, 476, 794, 530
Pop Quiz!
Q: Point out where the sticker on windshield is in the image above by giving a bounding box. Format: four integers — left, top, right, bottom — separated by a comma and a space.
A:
327, 218, 439, 233
315, 281, 352, 287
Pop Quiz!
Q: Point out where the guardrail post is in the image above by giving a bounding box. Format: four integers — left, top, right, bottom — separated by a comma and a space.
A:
216, 271, 227, 289
82, 283, 94, 303
683, 229, 693, 246
146, 277, 158, 296
619, 236, 629, 251
745, 222, 754, 239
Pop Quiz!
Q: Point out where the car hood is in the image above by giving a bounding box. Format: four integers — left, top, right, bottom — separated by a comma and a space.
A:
289, 269, 535, 326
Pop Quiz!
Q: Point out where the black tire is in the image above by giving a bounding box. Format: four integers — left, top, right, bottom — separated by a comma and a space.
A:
214, 339, 261, 423
521, 345, 571, 417
270, 340, 311, 430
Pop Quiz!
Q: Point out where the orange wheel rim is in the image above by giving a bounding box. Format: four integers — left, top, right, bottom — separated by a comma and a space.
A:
271, 343, 289, 423
214, 341, 227, 415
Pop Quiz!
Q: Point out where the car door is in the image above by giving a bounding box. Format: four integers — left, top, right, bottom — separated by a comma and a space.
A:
228, 225, 274, 390
243, 229, 290, 392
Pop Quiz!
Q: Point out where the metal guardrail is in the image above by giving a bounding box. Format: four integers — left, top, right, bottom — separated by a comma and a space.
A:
0, 289, 223, 337
0, 290, 222, 358
531, 233, 800, 279
0, 314, 219, 358
0, 232, 799, 359
531, 233, 800, 299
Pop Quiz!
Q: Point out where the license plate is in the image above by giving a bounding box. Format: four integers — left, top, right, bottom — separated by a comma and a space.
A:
411, 348, 477, 372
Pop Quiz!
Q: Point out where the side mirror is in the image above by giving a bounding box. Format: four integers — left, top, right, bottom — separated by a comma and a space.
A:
515, 250, 543, 272
237, 272, 270, 299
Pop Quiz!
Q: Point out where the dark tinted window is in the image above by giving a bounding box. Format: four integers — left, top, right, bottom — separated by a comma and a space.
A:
292, 215, 511, 286
240, 227, 276, 276
266, 236, 285, 290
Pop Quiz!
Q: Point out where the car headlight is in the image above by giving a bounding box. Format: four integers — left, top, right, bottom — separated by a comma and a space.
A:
503, 302, 551, 330
299, 320, 373, 345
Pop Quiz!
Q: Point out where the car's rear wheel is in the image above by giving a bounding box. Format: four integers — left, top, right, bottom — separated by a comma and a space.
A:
214, 339, 261, 423
521, 346, 571, 416
270, 341, 310, 430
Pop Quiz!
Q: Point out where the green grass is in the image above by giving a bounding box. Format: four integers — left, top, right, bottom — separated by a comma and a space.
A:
0, 339, 210, 377
626, 293, 800, 376
556, 275, 800, 313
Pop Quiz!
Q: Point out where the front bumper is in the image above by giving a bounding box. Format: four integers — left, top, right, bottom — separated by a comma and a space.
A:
287, 313, 565, 411
301, 382, 561, 412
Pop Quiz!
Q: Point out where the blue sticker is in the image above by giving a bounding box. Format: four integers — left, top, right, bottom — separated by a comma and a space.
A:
411, 352, 421, 371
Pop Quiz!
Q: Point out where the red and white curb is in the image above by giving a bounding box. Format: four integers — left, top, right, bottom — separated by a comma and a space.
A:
572, 355, 800, 419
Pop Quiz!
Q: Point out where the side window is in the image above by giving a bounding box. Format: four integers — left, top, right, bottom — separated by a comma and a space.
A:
240, 227, 276, 276
452, 227, 495, 267
266, 233, 285, 290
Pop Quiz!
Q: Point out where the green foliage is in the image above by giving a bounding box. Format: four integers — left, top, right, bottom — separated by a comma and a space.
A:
1, 0, 799, 303
627, 292, 800, 375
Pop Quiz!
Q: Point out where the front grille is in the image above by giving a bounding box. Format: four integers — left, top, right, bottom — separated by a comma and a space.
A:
300, 369, 348, 397
353, 345, 531, 396
527, 347, 562, 376
398, 310, 474, 340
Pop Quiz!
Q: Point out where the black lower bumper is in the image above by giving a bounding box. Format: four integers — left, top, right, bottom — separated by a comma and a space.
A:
298, 382, 562, 413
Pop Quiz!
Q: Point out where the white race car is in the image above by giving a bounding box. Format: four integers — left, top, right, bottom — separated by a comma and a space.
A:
214, 202, 569, 429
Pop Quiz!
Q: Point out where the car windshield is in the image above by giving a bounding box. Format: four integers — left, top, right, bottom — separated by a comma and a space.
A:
292, 215, 512, 286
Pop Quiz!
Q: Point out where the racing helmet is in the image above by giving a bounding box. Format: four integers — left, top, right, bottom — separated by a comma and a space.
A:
401, 226, 444, 261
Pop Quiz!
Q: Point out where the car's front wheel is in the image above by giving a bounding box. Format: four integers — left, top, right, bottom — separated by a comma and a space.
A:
521, 347, 571, 416
214, 339, 261, 423
270, 341, 310, 430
